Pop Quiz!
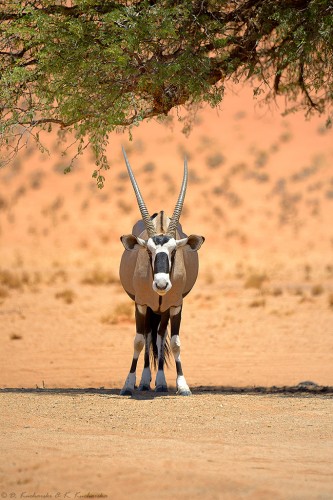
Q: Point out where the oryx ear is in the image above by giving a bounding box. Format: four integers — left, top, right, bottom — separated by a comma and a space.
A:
181, 234, 205, 251
120, 234, 147, 250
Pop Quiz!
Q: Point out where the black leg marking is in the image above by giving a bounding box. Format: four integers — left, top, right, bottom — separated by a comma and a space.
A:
175, 360, 183, 377
144, 348, 150, 369
155, 311, 169, 392
120, 304, 148, 396
135, 304, 150, 334
130, 358, 138, 374
170, 307, 182, 337
138, 332, 152, 391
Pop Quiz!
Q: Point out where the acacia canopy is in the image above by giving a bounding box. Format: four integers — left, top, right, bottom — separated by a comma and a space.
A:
1, 0, 332, 185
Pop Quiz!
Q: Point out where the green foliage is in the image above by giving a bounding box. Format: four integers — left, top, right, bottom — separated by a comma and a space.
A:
0, 0, 332, 184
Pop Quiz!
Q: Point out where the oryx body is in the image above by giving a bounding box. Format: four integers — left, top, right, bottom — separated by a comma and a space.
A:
119, 149, 204, 396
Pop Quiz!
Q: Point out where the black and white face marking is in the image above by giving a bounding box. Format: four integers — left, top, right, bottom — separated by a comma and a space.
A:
121, 231, 203, 296
148, 235, 176, 295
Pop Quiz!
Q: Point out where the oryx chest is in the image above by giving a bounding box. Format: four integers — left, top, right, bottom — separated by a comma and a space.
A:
133, 248, 186, 313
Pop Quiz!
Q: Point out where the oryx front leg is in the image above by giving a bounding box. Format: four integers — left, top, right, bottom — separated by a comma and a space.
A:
120, 304, 147, 396
138, 332, 152, 391
155, 311, 169, 393
170, 305, 191, 396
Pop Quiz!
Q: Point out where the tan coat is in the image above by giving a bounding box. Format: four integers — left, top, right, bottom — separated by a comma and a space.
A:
119, 212, 200, 313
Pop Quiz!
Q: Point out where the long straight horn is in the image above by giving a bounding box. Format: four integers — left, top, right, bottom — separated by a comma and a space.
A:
122, 147, 156, 238
167, 157, 188, 238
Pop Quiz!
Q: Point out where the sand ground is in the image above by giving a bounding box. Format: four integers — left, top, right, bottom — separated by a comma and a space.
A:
1, 86, 333, 498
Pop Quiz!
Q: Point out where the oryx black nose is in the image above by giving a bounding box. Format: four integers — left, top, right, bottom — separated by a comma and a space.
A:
156, 282, 168, 290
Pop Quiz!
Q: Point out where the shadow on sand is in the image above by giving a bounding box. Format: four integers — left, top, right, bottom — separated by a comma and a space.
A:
1, 382, 333, 399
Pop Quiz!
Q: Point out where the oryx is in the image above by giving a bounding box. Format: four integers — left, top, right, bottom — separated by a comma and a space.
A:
119, 148, 204, 396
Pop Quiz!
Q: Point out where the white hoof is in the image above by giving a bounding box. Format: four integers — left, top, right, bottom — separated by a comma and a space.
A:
121, 373, 135, 396
176, 376, 191, 396
139, 367, 151, 391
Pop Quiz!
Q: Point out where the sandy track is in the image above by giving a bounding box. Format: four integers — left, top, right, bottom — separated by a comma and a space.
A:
1, 390, 333, 499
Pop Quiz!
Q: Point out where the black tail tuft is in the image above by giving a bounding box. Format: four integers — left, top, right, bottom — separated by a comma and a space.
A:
149, 309, 171, 370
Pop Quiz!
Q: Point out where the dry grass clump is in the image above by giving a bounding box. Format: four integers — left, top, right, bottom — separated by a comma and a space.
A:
0, 269, 41, 289
254, 150, 269, 168
10, 333, 22, 340
47, 269, 68, 285
101, 302, 134, 325
206, 153, 225, 169
249, 298, 266, 308
304, 264, 312, 281
142, 161, 156, 173
55, 289, 76, 304
269, 287, 283, 297
204, 271, 215, 285
311, 284, 324, 296
0, 286, 9, 300
0, 269, 23, 289
328, 293, 333, 309
291, 287, 304, 297
326, 265, 333, 278
118, 200, 133, 213
0, 195, 8, 211
244, 273, 267, 290
81, 267, 118, 286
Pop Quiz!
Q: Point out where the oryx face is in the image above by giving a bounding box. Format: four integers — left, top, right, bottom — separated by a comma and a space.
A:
147, 235, 183, 295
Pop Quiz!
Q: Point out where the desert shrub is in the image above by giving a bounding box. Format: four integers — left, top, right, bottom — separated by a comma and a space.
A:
204, 271, 215, 285
270, 287, 283, 296
188, 169, 201, 184
0, 286, 9, 299
29, 170, 45, 190
249, 298, 266, 308
47, 270, 68, 285
118, 171, 129, 181
142, 162, 156, 173
328, 293, 333, 309
0, 269, 41, 289
291, 287, 304, 297
101, 303, 134, 325
0, 269, 24, 289
118, 200, 133, 213
55, 289, 76, 304
304, 264, 312, 281
279, 131, 292, 143
206, 153, 225, 169
254, 150, 268, 168
81, 267, 118, 286
10, 333, 22, 340
311, 284, 324, 296
244, 274, 267, 289
326, 265, 333, 277
245, 170, 270, 183
0, 196, 7, 211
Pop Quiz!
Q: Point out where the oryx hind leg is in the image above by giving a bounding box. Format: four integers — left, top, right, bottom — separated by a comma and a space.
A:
120, 304, 149, 396
155, 311, 169, 393
170, 305, 191, 396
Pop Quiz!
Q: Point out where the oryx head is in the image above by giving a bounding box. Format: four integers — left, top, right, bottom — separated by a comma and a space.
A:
120, 148, 204, 296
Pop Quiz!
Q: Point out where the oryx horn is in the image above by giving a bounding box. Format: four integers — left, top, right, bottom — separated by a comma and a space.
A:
167, 157, 188, 238
122, 147, 156, 238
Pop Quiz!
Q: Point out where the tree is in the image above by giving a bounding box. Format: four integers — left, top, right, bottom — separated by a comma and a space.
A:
1, 0, 332, 186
